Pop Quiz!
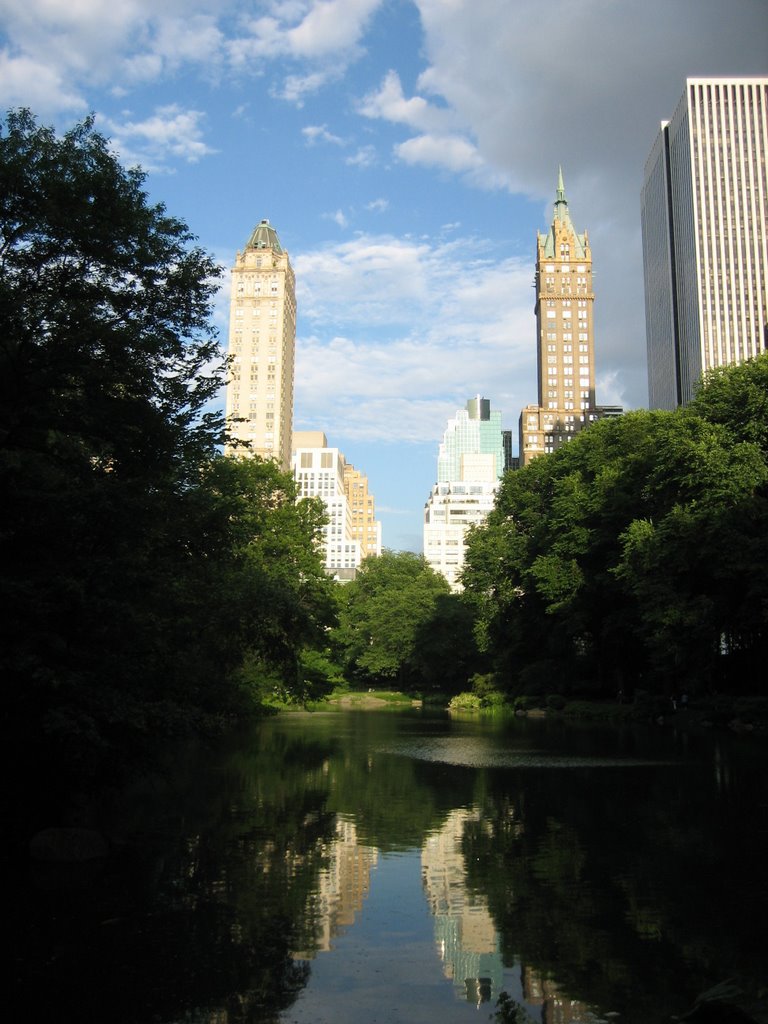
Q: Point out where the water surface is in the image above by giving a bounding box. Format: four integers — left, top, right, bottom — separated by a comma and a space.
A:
16, 709, 768, 1023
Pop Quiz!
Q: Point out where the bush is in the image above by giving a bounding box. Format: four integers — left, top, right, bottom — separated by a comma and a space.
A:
448, 692, 483, 711
546, 694, 566, 711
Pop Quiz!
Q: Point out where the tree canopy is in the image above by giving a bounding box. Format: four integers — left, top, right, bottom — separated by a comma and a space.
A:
1, 110, 335, 804
332, 550, 478, 692
462, 354, 768, 698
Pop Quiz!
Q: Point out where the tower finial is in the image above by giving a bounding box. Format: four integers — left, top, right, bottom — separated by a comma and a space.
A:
556, 166, 566, 203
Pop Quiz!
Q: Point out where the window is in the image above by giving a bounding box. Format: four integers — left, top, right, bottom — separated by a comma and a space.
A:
320, 453, 333, 468
300, 452, 312, 468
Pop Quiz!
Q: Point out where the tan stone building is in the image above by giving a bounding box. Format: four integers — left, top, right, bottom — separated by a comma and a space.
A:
343, 462, 382, 561
519, 171, 600, 465
225, 220, 296, 470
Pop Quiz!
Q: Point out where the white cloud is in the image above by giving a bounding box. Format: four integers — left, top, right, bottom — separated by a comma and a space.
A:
358, 69, 512, 189
302, 122, 344, 145
325, 209, 349, 228
358, 69, 457, 133
100, 105, 216, 171
274, 69, 337, 104
366, 198, 388, 212
0, 50, 85, 113
285, 0, 382, 59
395, 133, 482, 174
227, 0, 385, 99
346, 144, 377, 168
293, 232, 535, 443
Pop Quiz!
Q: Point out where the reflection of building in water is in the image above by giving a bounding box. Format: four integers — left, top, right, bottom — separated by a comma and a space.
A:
421, 808, 504, 1004
523, 965, 597, 1023
294, 815, 378, 958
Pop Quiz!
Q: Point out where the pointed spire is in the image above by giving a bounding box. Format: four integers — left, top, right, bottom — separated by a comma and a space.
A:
556, 165, 566, 203
554, 167, 569, 220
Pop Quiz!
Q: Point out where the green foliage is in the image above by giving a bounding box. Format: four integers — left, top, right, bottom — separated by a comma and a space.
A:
0, 111, 335, 800
463, 356, 768, 699
333, 550, 479, 692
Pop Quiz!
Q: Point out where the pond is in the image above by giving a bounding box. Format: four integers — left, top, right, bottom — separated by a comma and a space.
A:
15, 708, 768, 1023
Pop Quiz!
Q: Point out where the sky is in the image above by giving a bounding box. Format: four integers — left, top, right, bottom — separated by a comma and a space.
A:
2, 1, 767, 552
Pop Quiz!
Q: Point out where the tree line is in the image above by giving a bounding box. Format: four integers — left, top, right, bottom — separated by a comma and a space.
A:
462, 354, 768, 701
3, 110, 765, 813
1, 110, 336, 806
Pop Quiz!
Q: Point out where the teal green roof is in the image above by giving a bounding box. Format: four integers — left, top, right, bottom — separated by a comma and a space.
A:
245, 219, 284, 253
538, 168, 588, 259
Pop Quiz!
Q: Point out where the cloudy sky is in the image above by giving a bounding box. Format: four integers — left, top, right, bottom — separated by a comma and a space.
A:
2, 0, 767, 551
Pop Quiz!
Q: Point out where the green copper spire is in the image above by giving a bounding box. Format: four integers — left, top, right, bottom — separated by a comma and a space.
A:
553, 166, 570, 223
537, 168, 588, 259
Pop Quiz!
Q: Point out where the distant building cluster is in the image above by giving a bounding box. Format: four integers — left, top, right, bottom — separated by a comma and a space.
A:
224, 77, 767, 582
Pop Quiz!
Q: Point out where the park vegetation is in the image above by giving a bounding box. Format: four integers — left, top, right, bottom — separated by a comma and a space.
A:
3, 110, 766, 818
462, 355, 768, 706
1, 110, 336, 809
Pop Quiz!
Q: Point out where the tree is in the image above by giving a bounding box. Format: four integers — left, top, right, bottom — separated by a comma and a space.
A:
463, 371, 768, 698
333, 551, 454, 690
0, 111, 335, 804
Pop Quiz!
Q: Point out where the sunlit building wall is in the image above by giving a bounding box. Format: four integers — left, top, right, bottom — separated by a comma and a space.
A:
642, 78, 768, 409
292, 431, 381, 577
225, 219, 296, 469
520, 171, 607, 466
423, 397, 505, 591
343, 463, 382, 560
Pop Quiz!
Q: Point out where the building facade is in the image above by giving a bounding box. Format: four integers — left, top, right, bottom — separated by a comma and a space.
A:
343, 462, 383, 561
292, 431, 381, 579
519, 171, 600, 465
641, 78, 768, 409
225, 219, 297, 469
423, 397, 505, 591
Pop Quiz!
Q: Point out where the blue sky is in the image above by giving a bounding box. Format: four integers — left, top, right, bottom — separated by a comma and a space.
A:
2, 0, 767, 551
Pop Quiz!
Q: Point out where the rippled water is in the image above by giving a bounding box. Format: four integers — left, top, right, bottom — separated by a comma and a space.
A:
14, 709, 768, 1024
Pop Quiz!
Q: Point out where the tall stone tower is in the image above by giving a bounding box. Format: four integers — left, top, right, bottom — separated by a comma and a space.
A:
519, 171, 598, 465
225, 219, 296, 470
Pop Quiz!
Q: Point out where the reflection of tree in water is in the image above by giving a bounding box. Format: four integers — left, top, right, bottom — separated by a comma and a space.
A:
15, 727, 341, 1023
461, 745, 768, 1023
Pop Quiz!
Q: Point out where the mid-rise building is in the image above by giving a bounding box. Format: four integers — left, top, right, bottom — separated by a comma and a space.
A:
519, 171, 601, 465
641, 78, 768, 409
343, 463, 382, 561
225, 219, 297, 469
292, 431, 381, 578
423, 397, 505, 591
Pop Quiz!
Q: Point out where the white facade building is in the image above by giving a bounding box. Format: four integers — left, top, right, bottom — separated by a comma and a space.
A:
292, 432, 381, 578
424, 398, 504, 592
641, 78, 768, 409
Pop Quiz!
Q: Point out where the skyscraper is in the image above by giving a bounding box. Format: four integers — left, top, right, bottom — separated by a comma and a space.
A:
423, 397, 504, 591
519, 171, 599, 465
641, 78, 768, 409
225, 219, 296, 468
